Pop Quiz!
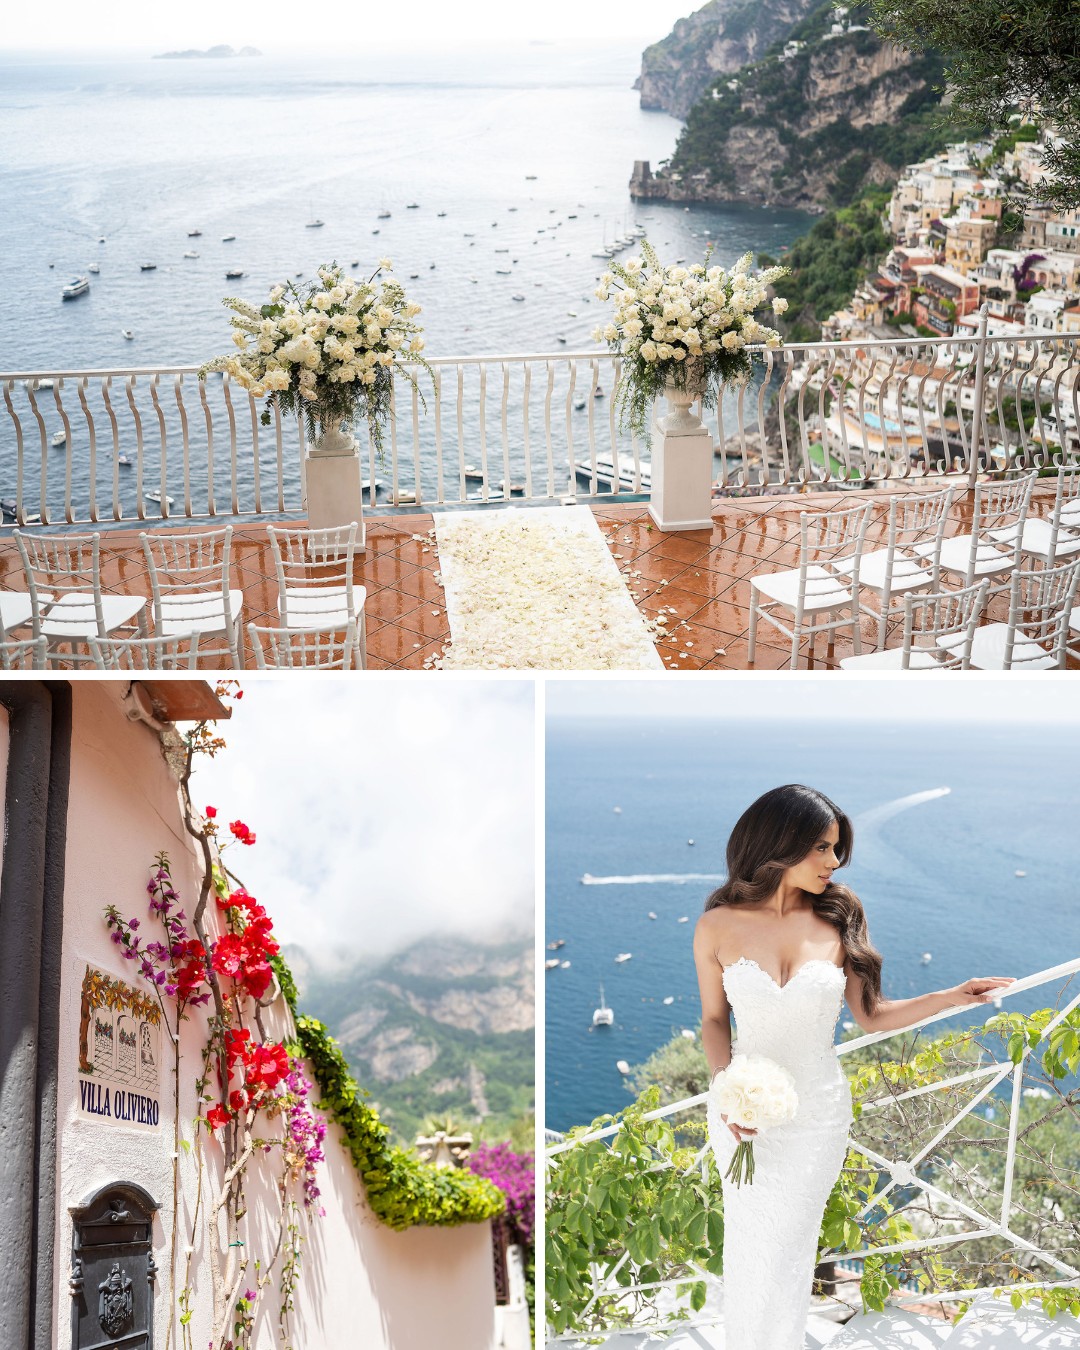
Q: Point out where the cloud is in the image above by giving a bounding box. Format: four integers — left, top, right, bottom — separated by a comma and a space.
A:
191, 679, 535, 963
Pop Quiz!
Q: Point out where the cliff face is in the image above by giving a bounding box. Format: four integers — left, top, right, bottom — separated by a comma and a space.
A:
633, 4, 946, 211
638, 0, 821, 119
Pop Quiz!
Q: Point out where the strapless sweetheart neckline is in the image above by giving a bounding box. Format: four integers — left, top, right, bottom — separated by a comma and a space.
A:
723, 954, 846, 992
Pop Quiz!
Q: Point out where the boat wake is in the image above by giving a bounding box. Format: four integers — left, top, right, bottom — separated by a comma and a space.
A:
581, 872, 724, 886
854, 787, 950, 831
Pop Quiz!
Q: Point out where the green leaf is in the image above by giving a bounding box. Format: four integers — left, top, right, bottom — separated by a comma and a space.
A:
690, 1280, 707, 1312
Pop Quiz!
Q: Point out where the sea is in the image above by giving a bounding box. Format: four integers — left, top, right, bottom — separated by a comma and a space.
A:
0, 43, 813, 371
545, 715, 1080, 1133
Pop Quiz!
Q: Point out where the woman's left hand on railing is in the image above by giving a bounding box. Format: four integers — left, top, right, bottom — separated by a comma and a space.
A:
949, 976, 1016, 1005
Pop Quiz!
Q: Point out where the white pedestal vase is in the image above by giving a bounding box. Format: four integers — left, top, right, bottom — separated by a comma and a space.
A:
303, 417, 367, 548
647, 379, 714, 533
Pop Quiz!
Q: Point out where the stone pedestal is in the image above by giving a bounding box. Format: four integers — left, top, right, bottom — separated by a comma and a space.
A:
647, 385, 714, 533
304, 424, 367, 548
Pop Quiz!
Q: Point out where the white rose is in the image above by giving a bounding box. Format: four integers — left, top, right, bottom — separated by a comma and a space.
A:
640, 340, 657, 362
313, 292, 333, 311
773, 296, 789, 315
378, 257, 392, 270
603, 323, 619, 341
722, 330, 744, 351
268, 285, 285, 304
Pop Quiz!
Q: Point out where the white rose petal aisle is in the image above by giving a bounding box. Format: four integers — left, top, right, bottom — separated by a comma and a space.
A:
430, 506, 664, 670
707, 1053, 799, 1187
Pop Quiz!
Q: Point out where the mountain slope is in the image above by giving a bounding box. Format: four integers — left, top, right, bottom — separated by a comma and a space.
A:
289, 934, 533, 1145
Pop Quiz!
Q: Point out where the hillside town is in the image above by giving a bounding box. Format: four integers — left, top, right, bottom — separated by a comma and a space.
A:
825, 126, 1080, 343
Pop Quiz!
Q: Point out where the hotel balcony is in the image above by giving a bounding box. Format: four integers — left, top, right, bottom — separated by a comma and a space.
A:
545, 957, 1080, 1348
2, 330, 1079, 670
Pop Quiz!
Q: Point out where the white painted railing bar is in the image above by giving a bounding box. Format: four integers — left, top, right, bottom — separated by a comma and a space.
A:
860, 1062, 1005, 1111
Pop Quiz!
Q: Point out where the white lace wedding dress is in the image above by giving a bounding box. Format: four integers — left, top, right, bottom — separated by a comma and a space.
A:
706, 957, 853, 1350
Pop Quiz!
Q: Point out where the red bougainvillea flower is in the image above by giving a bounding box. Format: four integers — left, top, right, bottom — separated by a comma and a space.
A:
228, 820, 256, 846
248, 1042, 289, 1092
225, 1028, 253, 1065
211, 933, 244, 979
206, 1104, 231, 1131
229, 1088, 249, 1113
205, 805, 218, 819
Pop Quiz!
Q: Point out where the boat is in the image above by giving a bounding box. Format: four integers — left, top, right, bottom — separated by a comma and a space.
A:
547, 939, 565, 950
98, 236, 106, 243
648, 912, 657, 920
377, 210, 391, 219
511, 294, 525, 301
183, 251, 199, 259
1015, 869, 1027, 878
117, 454, 132, 467
463, 466, 486, 482
525, 174, 537, 180
121, 329, 134, 340
573, 398, 587, 411
405, 202, 420, 209
23, 379, 54, 390
88, 263, 100, 274
615, 1060, 630, 1075
62, 276, 89, 299
146, 491, 174, 505
305, 219, 325, 228
556, 335, 567, 344
574, 455, 653, 492
559, 960, 571, 969
188, 229, 202, 237
495, 248, 509, 253
688, 839, 695, 846
677, 916, 689, 923
921, 952, 932, 963
225, 269, 244, 279
613, 806, 622, 814
222, 234, 236, 241
592, 985, 614, 1027
614, 952, 632, 964
351, 260, 360, 267
662, 996, 674, 1006
544, 959, 561, 971
437, 211, 447, 217
495, 269, 512, 276
140, 263, 157, 271
0, 499, 16, 517
51, 430, 66, 447
680, 1029, 696, 1040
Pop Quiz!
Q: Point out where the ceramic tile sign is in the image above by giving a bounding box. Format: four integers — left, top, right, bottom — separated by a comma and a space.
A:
76, 964, 163, 1129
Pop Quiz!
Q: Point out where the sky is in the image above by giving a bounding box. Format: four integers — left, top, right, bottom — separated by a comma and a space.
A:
545, 675, 1080, 725
189, 678, 535, 966
4, 0, 697, 53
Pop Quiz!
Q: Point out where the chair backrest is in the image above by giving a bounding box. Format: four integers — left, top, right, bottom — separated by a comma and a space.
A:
87, 633, 203, 671
140, 526, 235, 622
266, 523, 358, 623
1045, 465, 1080, 566
975, 469, 1037, 533
880, 485, 955, 592
901, 579, 990, 670
14, 529, 107, 637
794, 501, 873, 616
0, 635, 47, 670
1002, 556, 1080, 669
247, 620, 358, 670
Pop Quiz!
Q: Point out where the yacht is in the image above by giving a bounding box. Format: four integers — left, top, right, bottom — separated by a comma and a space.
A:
140, 263, 157, 271
222, 234, 236, 241
592, 985, 614, 1027
51, 430, 66, 447
377, 211, 391, 219
117, 454, 132, 466
495, 269, 512, 276
225, 269, 244, 279
437, 211, 447, 217
662, 996, 674, 1006
405, 202, 420, 209
183, 250, 199, 259
616, 1060, 630, 1075
146, 491, 174, 506
121, 329, 134, 340
511, 293, 525, 301
188, 229, 202, 237
305, 219, 325, 228
614, 952, 632, 964
88, 263, 100, 274
574, 455, 652, 493
62, 276, 90, 299
544, 959, 561, 971
547, 939, 565, 950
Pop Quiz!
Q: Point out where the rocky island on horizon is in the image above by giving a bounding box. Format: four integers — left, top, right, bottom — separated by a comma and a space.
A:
153, 44, 262, 59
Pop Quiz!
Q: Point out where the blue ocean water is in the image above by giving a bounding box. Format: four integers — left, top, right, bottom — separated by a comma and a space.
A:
545, 716, 1080, 1133
0, 44, 812, 371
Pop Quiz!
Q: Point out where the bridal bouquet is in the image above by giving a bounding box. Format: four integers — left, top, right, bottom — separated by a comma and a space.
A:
709, 1053, 798, 1187
199, 261, 429, 453
592, 241, 788, 442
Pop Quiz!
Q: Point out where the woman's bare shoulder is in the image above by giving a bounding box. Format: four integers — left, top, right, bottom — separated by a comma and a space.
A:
694, 906, 735, 952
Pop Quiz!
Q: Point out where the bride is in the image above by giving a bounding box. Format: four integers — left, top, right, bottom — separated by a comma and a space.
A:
694, 784, 1014, 1350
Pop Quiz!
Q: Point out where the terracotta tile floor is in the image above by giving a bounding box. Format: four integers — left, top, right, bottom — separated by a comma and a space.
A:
0, 484, 1073, 671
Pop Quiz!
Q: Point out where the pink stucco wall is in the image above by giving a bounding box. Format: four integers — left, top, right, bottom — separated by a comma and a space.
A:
55, 680, 497, 1350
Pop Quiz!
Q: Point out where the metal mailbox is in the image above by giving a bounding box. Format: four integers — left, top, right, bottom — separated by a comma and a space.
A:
69, 1182, 158, 1350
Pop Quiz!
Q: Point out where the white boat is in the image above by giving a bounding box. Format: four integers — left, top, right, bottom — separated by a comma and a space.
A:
544, 958, 561, 971
117, 454, 132, 467
592, 985, 614, 1027
613, 805, 622, 813
548, 939, 565, 950
121, 329, 134, 340
511, 293, 525, 301
648, 912, 657, 920
559, 960, 570, 969
51, 430, 66, 448
680, 1029, 696, 1040
23, 379, 54, 390
183, 250, 199, 259
1015, 870, 1027, 878
677, 916, 689, 924
377, 210, 391, 219
62, 276, 89, 299
146, 491, 174, 505
225, 269, 244, 279
662, 996, 674, 1005
222, 234, 236, 241
140, 262, 157, 271
306, 219, 325, 228
88, 263, 100, 274
187, 229, 202, 237
575, 455, 652, 492
921, 952, 932, 963
614, 952, 632, 964
616, 1059, 630, 1074
688, 839, 695, 846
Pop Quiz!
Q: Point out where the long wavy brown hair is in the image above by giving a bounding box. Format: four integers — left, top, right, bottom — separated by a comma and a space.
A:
704, 784, 882, 1015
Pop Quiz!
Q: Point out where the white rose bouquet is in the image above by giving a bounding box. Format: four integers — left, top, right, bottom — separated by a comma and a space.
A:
199, 260, 429, 454
592, 240, 789, 443
709, 1052, 798, 1186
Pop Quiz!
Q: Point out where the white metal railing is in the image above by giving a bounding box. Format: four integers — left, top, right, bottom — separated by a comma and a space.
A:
545, 956, 1080, 1340
3, 325, 1079, 528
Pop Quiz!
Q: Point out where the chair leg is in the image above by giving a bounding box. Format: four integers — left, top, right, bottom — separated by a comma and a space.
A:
747, 592, 759, 663
357, 612, 368, 671
877, 598, 888, 651
790, 617, 802, 670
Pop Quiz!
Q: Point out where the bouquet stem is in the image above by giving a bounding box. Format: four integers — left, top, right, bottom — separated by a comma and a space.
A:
725, 1140, 756, 1187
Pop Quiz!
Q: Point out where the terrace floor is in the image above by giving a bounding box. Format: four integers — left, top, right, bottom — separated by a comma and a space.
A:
0, 483, 1072, 670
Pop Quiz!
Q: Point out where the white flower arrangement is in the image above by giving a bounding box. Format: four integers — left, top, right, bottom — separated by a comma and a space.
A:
709, 1052, 799, 1186
199, 260, 429, 453
592, 240, 789, 442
